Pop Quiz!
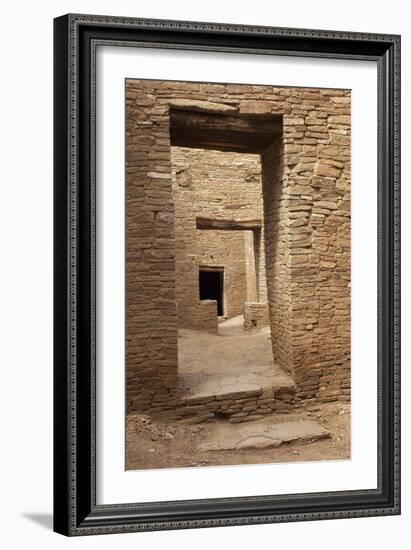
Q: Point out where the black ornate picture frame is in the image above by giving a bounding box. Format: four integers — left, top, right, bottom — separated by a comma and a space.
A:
53, 13, 401, 536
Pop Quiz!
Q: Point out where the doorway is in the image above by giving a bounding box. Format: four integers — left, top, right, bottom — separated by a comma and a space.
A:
199, 268, 224, 316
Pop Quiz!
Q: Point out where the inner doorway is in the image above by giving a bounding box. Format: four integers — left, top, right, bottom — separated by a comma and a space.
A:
199, 267, 224, 316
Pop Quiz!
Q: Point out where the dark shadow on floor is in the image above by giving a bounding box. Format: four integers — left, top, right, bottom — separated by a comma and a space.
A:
23, 513, 53, 531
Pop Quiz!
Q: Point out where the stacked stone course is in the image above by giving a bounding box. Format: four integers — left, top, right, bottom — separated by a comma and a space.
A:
243, 302, 269, 331
171, 384, 296, 423
126, 79, 351, 414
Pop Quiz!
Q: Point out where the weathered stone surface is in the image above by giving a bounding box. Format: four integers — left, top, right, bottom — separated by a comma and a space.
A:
315, 160, 343, 178
169, 98, 238, 113
243, 302, 269, 331
328, 115, 350, 125
125, 79, 351, 413
197, 420, 330, 451
239, 100, 274, 114
315, 200, 338, 210
285, 116, 305, 125
215, 384, 262, 400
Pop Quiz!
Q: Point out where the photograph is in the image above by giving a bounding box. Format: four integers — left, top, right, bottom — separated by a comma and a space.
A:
125, 78, 351, 470
52, 12, 400, 535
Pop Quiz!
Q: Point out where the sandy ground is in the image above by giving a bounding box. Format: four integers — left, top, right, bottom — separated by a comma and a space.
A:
126, 402, 351, 470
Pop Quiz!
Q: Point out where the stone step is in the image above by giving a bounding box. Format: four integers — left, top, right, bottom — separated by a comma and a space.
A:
183, 380, 295, 406
196, 419, 330, 451
174, 379, 296, 422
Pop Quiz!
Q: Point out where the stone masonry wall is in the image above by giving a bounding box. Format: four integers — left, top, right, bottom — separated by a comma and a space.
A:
281, 97, 351, 402
126, 79, 351, 413
126, 86, 178, 414
262, 139, 293, 375
171, 147, 264, 330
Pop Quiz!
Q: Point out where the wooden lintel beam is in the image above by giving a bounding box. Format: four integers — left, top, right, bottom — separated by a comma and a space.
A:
170, 109, 282, 135
196, 217, 262, 231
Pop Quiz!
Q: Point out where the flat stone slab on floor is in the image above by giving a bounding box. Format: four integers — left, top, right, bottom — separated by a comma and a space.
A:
197, 420, 330, 451
185, 383, 263, 404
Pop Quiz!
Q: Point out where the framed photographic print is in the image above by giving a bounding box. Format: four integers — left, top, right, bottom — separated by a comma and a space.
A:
53, 14, 401, 536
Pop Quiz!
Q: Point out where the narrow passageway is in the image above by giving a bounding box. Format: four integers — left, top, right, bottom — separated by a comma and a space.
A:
177, 315, 294, 400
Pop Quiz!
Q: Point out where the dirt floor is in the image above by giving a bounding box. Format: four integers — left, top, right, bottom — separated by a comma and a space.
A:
126, 402, 351, 470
